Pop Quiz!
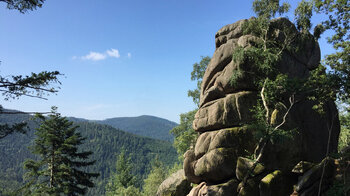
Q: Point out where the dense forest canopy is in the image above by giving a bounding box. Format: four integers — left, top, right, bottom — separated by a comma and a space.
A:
0, 111, 178, 195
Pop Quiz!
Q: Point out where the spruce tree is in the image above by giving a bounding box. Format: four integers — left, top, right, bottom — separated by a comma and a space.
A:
21, 108, 99, 195
105, 149, 141, 196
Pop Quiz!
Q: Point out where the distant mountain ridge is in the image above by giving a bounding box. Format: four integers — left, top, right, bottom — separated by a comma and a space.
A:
96, 115, 177, 141
0, 110, 178, 195
68, 115, 178, 141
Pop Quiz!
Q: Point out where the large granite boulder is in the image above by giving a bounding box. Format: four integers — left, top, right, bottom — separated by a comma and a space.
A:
295, 157, 336, 196
183, 17, 340, 196
157, 169, 192, 196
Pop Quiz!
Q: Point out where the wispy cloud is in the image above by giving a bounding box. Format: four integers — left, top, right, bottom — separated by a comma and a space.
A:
127, 53, 132, 58
76, 48, 124, 61
81, 52, 107, 61
106, 49, 120, 58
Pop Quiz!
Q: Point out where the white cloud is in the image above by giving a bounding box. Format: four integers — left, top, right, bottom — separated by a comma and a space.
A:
76, 48, 124, 61
81, 52, 106, 61
127, 53, 132, 58
106, 48, 120, 58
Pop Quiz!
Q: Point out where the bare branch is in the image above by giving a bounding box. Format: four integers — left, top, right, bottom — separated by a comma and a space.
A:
274, 94, 295, 130
261, 78, 270, 123
318, 112, 337, 196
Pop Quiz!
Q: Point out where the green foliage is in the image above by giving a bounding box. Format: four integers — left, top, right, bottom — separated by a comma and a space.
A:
294, 0, 313, 32
1, 0, 45, 13
188, 56, 211, 106
252, 0, 290, 19
231, 15, 303, 130
0, 71, 61, 139
21, 110, 99, 195
0, 120, 27, 139
0, 71, 61, 101
230, 45, 280, 89
231, 1, 294, 92
326, 180, 349, 196
232, 1, 342, 165
0, 0, 59, 140
97, 115, 177, 142
142, 158, 167, 196
171, 56, 210, 160
0, 111, 178, 195
233, 0, 346, 129
314, 0, 350, 104
105, 149, 137, 196
339, 112, 350, 151
305, 65, 340, 114
110, 186, 142, 196
115, 150, 135, 188
170, 110, 198, 160
166, 162, 183, 176
0, 170, 21, 196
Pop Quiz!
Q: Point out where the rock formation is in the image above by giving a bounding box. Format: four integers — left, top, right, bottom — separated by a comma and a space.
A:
157, 169, 192, 196
182, 17, 340, 196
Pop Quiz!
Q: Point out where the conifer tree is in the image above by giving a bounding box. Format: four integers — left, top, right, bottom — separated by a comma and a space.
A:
0, 0, 61, 139
21, 108, 99, 195
0, 0, 45, 13
105, 149, 141, 196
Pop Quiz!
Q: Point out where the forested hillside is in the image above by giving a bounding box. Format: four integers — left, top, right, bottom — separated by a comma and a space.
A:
95, 115, 177, 141
0, 111, 178, 195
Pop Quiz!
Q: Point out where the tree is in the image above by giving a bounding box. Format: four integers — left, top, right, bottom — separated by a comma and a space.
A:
142, 157, 167, 196
105, 149, 140, 196
21, 109, 99, 195
187, 56, 211, 106
339, 111, 350, 151
232, 0, 349, 194
0, 0, 61, 139
0, 0, 45, 13
171, 56, 210, 160
170, 110, 197, 160
313, 0, 350, 104
298, 0, 350, 153
0, 71, 61, 139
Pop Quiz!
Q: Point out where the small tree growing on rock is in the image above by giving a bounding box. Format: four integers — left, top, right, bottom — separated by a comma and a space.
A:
231, 0, 344, 192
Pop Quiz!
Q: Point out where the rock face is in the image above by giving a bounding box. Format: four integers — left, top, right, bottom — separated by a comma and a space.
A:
157, 169, 192, 196
184, 17, 340, 196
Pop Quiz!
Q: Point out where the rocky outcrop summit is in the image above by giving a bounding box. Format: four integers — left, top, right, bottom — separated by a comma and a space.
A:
179, 17, 341, 196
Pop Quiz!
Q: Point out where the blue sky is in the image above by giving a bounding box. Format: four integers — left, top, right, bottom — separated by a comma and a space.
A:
0, 0, 333, 123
